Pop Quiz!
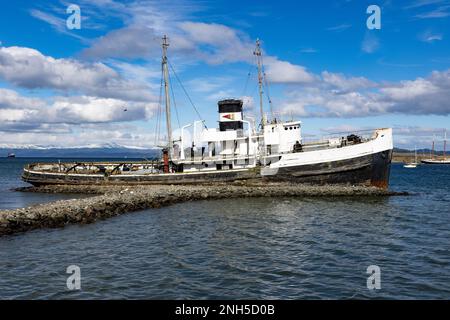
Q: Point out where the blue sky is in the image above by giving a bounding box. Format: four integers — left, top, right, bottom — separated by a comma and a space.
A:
0, 0, 449, 149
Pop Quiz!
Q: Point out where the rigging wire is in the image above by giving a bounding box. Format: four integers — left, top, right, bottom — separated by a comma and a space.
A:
154, 63, 164, 146
260, 54, 275, 120
250, 82, 259, 99
241, 63, 254, 97
168, 69, 182, 130
168, 59, 207, 129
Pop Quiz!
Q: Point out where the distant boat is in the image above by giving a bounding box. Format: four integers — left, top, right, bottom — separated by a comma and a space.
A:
421, 159, 450, 164
421, 130, 450, 165
404, 146, 419, 168
7, 152, 16, 158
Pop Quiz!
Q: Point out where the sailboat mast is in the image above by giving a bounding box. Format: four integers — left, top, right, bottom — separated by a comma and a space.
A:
162, 35, 173, 156
432, 135, 435, 159
444, 130, 447, 160
414, 146, 417, 163
254, 39, 265, 128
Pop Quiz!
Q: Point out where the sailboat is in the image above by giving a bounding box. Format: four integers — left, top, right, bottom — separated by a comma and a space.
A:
421, 130, 450, 164
404, 146, 418, 168
21, 36, 394, 188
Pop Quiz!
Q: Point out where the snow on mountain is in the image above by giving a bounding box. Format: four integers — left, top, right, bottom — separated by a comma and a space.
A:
0, 143, 159, 150
0, 144, 49, 150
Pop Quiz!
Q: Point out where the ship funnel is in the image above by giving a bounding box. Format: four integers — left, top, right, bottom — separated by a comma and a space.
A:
218, 99, 243, 131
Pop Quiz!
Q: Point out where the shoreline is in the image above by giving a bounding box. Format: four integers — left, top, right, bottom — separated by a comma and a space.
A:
1, 183, 408, 237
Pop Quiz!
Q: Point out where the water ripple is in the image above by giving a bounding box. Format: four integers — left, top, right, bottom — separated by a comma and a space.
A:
0, 163, 449, 299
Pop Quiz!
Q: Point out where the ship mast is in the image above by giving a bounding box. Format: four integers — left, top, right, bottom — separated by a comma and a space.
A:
254, 39, 266, 128
162, 35, 173, 157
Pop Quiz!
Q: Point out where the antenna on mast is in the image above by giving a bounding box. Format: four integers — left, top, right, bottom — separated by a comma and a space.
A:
162, 35, 173, 158
254, 38, 266, 128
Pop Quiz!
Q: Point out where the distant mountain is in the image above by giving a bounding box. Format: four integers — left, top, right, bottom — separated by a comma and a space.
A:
393, 147, 446, 156
0, 144, 161, 158
1, 145, 445, 158
393, 147, 410, 153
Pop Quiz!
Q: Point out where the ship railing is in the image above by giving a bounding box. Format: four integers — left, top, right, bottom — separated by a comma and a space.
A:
174, 154, 257, 164
302, 129, 377, 147
26, 160, 162, 174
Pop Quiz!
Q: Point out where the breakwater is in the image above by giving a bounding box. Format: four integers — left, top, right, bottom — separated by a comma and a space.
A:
0, 183, 407, 236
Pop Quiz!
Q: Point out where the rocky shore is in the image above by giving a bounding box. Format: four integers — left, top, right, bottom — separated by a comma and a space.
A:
1, 183, 407, 236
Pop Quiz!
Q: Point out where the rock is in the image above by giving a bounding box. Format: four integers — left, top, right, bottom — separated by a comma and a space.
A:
0, 183, 407, 237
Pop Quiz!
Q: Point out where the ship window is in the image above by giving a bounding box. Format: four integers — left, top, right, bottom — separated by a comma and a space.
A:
289, 127, 292, 130
285, 127, 288, 130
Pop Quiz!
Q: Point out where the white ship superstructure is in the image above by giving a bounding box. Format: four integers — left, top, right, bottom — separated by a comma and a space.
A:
22, 36, 394, 188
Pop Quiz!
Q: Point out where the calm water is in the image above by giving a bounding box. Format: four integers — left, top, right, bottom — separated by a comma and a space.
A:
0, 158, 449, 299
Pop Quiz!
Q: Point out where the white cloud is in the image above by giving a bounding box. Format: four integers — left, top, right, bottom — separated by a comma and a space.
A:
404, 0, 447, 9
241, 96, 254, 110
180, 22, 238, 46
361, 33, 380, 54
0, 46, 155, 102
30, 9, 65, 32
48, 96, 157, 123
300, 48, 318, 53
0, 88, 45, 110
187, 76, 233, 93
0, 126, 160, 148
177, 22, 254, 64
0, 0, 447, 148
380, 78, 439, 101
0, 46, 115, 90
205, 90, 235, 102
414, 5, 450, 18
326, 24, 352, 32
320, 125, 366, 134
29, 9, 85, 40
419, 30, 443, 42
109, 61, 161, 88
321, 71, 374, 91
276, 69, 450, 118
264, 58, 316, 84
0, 89, 158, 125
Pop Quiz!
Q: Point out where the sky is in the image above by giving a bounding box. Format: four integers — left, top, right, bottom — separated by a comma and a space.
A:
0, 0, 449, 149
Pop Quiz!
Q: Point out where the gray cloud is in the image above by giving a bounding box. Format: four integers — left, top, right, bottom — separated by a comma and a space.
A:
277, 69, 450, 118
82, 26, 161, 59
